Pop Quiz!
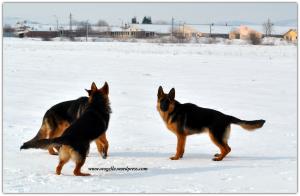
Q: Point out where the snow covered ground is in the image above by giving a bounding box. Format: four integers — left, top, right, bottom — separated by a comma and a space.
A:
3, 38, 297, 193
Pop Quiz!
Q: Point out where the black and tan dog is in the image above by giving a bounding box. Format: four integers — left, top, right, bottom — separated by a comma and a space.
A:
157, 86, 265, 161
21, 82, 111, 176
22, 93, 109, 158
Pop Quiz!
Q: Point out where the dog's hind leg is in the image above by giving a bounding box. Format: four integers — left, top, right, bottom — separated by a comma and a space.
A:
214, 126, 231, 158
56, 145, 71, 175
73, 157, 90, 176
56, 159, 68, 175
213, 143, 231, 159
49, 121, 70, 155
71, 145, 90, 176
209, 128, 231, 161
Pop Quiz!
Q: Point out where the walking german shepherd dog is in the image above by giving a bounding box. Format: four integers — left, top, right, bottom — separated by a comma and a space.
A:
22, 94, 109, 158
157, 86, 265, 161
21, 82, 111, 176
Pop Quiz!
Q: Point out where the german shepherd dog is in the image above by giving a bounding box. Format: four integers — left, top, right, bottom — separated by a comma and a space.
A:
157, 86, 265, 161
22, 95, 109, 158
21, 82, 111, 176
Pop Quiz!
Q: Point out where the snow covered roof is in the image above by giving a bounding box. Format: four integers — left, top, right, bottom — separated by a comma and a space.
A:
283, 29, 297, 35
230, 25, 262, 35
8, 20, 297, 35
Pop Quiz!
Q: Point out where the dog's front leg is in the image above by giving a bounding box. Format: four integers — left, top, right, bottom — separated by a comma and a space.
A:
95, 133, 109, 159
170, 135, 186, 160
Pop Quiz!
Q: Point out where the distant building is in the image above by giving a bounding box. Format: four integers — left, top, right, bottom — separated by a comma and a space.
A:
229, 25, 262, 40
14, 21, 31, 38
173, 25, 202, 39
110, 25, 155, 38
26, 31, 58, 39
283, 29, 297, 42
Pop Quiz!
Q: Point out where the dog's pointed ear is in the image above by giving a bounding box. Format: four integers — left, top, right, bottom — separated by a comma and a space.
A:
158, 86, 164, 98
91, 82, 98, 92
85, 89, 92, 96
169, 88, 175, 100
101, 81, 109, 95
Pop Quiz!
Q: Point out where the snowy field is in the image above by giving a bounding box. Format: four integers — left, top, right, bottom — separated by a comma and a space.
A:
3, 38, 297, 193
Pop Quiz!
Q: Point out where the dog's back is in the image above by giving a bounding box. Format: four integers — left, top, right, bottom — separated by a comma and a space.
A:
60, 105, 110, 147
23, 97, 88, 149
173, 103, 229, 133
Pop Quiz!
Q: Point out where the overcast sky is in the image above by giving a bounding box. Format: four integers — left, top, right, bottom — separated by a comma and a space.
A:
3, 2, 297, 25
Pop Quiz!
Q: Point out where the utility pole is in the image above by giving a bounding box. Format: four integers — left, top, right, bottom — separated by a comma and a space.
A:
171, 17, 174, 40
86, 20, 89, 42
53, 15, 59, 37
56, 19, 58, 32
209, 23, 214, 37
69, 13, 72, 38
57, 19, 60, 37
269, 18, 274, 37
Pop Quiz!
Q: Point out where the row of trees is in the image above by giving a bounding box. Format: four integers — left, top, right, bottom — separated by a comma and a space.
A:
74, 16, 153, 32
132, 16, 152, 24
74, 16, 153, 29
73, 19, 109, 27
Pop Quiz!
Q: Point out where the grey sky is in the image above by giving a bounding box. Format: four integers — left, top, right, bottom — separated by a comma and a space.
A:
3, 2, 297, 25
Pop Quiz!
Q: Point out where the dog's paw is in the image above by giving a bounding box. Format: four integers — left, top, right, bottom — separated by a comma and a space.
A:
100, 151, 107, 159
214, 153, 221, 157
212, 157, 223, 161
74, 172, 91, 176
170, 156, 180, 160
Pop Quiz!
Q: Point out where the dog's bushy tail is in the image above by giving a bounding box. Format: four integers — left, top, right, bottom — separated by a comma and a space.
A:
22, 130, 42, 145
229, 116, 265, 131
22, 116, 52, 144
20, 137, 67, 150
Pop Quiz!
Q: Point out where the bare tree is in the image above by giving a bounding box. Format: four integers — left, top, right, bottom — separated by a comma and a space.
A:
76, 21, 92, 32
97, 20, 109, 27
262, 18, 274, 37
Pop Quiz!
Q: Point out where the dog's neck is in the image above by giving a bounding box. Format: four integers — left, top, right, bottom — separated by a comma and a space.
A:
88, 95, 111, 116
158, 100, 180, 122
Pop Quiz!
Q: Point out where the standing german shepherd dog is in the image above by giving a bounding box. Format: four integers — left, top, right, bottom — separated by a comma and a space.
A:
22, 94, 109, 158
157, 86, 265, 161
21, 82, 111, 176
